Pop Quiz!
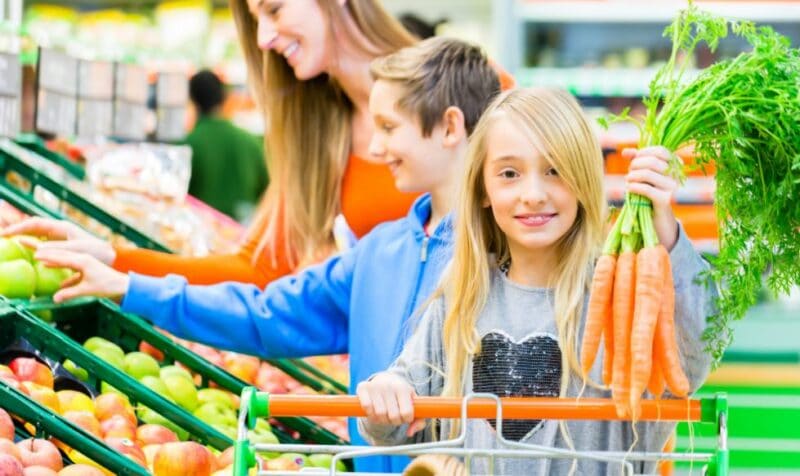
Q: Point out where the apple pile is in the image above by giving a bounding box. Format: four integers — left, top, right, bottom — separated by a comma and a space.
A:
0, 236, 72, 299
155, 337, 351, 440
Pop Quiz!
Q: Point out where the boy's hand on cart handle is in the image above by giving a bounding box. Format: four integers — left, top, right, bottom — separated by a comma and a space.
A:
3, 217, 116, 265
357, 372, 426, 436
34, 248, 129, 303
623, 146, 680, 251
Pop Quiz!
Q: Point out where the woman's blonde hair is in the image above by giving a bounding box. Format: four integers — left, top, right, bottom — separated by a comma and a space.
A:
439, 88, 606, 437
230, 0, 416, 266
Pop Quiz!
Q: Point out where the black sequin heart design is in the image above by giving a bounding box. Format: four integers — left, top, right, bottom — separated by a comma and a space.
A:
472, 332, 562, 441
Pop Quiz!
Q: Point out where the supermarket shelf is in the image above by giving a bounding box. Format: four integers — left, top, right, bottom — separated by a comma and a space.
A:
517, 67, 701, 97
516, 1, 800, 23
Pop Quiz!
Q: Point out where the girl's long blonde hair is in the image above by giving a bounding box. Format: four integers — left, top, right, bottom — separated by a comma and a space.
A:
230, 0, 416, 266
439, 88, 606, 437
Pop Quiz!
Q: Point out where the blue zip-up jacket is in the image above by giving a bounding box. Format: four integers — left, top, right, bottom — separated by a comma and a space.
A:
121, 194, 453, 473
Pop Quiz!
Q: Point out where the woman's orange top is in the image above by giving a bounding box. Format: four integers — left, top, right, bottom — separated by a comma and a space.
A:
112, 155, 419, 287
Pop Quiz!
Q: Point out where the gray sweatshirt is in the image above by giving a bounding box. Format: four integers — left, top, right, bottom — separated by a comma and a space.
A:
358, 226, 717, 475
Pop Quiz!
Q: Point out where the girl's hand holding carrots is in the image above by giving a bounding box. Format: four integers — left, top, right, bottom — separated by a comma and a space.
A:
622, 146, 680, 251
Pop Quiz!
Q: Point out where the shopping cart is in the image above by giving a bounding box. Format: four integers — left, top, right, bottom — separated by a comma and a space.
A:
232, 388, 729, 476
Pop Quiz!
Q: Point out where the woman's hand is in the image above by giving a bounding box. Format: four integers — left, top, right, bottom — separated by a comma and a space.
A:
623, 146, 681, 251
34, 248, 130, 303
357, 372, 426, 437
3, 218, 116, 266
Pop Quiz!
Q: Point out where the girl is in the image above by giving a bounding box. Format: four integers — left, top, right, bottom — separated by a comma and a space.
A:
357, 88, 716, 475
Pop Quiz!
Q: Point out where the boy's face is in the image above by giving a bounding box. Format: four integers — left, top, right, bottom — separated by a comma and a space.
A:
482, 116, 579, 259
368, 80, 457, 194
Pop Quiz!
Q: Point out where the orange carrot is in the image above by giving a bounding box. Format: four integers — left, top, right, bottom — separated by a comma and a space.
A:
611, 250, 636, 417
648, 349, 666, 398
602, 299, 614, 386
581, 254, 617, 379
629, 245, 666, 417
654, 250, 690, 397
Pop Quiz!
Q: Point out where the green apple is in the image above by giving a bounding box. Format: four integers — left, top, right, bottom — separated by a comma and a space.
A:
93, 346, 125, 369
100, 381, 127, 396
212, 423, 237, 440
137, 407, 189, 441
250, 430, 280, 458
10, 236, 38, 262
33, 261, 71, 297
0, 237, 28, 262
163, 375, 199, 411
63, 359, 89, 382
254, 417, 272, 434
0, 259, 35, 298
197, 388, 236, 410
193, 401, 237, 427
31, 309, 54, 322
159, 365, 193, 383
139, 375, 171, 398
83, 336, 123, 354
307, 454, 347, 472
123, 352, 161, 380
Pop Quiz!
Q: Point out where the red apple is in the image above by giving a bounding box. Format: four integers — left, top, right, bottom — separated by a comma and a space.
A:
0, 453, 24, 476
222, 353, 259, 384
23, 466, 59, 476
138, 342, 164, 362
9, 358, 53, 389
20, 382, 60, 414
264, 457, 300, 471
141, 445, 162, 470
93, 394, 134, 427
99, 415, 136, 440
103, 438, 146, 468
0, 365, 17, 381
152, 442, 214, 476
215, 447, 234, 470
0, 407, 14, 440
135, 424, 178, 447
1, 377, 29, 397
0, 439, 21, 461
62, 411, 101, 439
15, 439, 62, 471
57, 465, 106, 476
188, 344, 222, 367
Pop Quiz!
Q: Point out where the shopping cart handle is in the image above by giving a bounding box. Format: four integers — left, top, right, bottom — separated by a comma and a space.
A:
243, 392, 702, 422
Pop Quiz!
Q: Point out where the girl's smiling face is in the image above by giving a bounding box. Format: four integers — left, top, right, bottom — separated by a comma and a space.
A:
482, 115, 579, 260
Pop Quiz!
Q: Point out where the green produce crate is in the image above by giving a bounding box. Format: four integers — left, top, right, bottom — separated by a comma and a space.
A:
15, 133, 85, 180
0, 302, 234, 451
0, 135, 349, 428
0, 379, 150, 475
0, 138, 171, 252
18, 297, 348, 446
0, 304, 149, 475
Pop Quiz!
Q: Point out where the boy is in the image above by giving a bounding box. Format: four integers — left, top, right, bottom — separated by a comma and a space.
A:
34, 37, 502, 473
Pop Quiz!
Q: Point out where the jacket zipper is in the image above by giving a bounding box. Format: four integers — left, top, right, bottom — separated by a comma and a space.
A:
420, 236, 429, 262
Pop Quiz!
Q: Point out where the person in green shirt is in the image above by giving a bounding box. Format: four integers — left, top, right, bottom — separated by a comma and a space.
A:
185, 70, 268, 222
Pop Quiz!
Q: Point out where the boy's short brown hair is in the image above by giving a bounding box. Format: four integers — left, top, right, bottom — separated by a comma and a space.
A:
370, 37, 501, 137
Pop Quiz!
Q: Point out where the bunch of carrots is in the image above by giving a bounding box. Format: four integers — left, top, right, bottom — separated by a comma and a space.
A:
580, 191, 689, 419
